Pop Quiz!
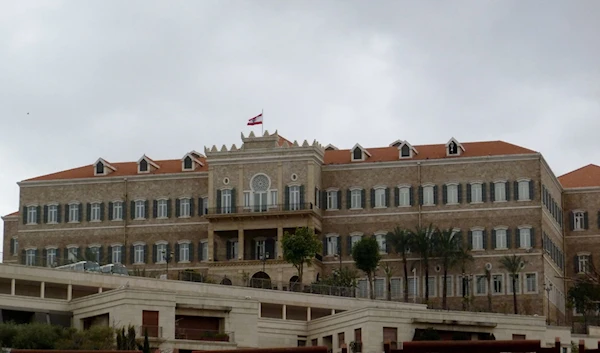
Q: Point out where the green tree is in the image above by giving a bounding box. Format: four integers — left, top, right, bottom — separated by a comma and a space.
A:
568, 278, 600, 329
382, 263, 393, 301
485, 267, 493, 312
387, 227, 413, 302
410, 224, 436, 303
142, 329, 151, 353
455, 244, 474, 310
282, 227, 321, 285
433, 227, 460, 309
500, 254, 526, 314
352, 237, 381, 299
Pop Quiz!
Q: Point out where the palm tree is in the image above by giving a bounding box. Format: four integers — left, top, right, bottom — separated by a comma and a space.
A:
455, 244, 474, 310
500, 254, 526, 314
386, 227, 413, 302
485, 267, 493, 312
383, 263, 393, 301
434, 227, 460, 310
410, 224, 436, 303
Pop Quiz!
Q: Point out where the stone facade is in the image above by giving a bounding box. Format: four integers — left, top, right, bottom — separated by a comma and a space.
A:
4, 131, 599, 323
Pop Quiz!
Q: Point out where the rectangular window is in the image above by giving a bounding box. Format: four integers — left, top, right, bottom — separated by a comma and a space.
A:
229, 240, 238, 260
495, 229, 507, 249
327, 236, 338, 256
494, 182, 506, 201
156, 244, 167, 262
157, 200, 167, 218
408, 277, 418, 297
493, 274, 504, 294
47, 205, 58, 223
47, 249, 56, 267
135, 201, 146, 219
201, 242, 209, 261
202, 197, 208, 215
357, 280, 368, 298
221, 189, 232, 213
391, 278, 402, 299
113, 202, 123, 220
12, 238, 18, 256
526, 273, 537, 293
441, 276, 453, 297
134, 245, 145, 264
112, 246, 122, 264
27, 206, 37, 224
475, 275, 487, 295
457, 276, 471, 297
447, 184, 458, 204
574, 212, 585, 230
471, 183, 482, 203
269, 190, 278, 207
508, 274, 520, 294
26, 249, 36, 266
399, 187, 410, 206
244, 191, 251, 208
327, 191, 338, 210
180, 198, 190, 217
67, 247, 78, 262
578, 255, 589, 273
289, 186, 300, 210
375, 278, 385, 299
255, 240, 266, 259
472, 230, 483, 250
426, 276, 436, 297
89, 246, 100, 262
423, 186, 434, 206
179, 243, 190, 262
91, 203, 101, 221
351, 235, 362, 248
376, 234, 386, 253
520, 228, 531, 248
374, 188, 386, 208
518, 181, 530, 201
350, 189, 362, 209
69, 204, 79, 222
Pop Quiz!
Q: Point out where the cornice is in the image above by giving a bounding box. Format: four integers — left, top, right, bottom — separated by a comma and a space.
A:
18, 172, 208, 188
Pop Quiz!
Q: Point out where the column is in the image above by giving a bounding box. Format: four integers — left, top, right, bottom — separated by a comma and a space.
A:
258, 302, 262, 318
277, 162, 283, 205
238, 228, 245, 260
307, 307, 311, 321
67, 284, 72, 301
307, 162, 315, 206
277, 227, 283, 260
40, 281, 45, 299
208, 226, 214, 262
98, 287, 103, 293
238, 166, 244, 208
282, 304, 287, 320
10, 279, 15, 295
331, 308, 335, 316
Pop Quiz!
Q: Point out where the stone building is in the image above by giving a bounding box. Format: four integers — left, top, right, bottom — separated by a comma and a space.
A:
3, 130, 597, 322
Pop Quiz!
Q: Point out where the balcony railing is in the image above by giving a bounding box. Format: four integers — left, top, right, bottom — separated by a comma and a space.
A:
205, 203, 317, 216
175, 328, 234, 342
137, 325, 163, 338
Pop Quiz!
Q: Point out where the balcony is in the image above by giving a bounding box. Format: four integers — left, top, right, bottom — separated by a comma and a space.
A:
137, 325, 163, 338
205, 203, 319, 220
175, 328, 234, 342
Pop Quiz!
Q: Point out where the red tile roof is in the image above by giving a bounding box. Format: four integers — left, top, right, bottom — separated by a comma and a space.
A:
324, 140, 537, 165
3, 211, 19, 218
558, 164, 600, 188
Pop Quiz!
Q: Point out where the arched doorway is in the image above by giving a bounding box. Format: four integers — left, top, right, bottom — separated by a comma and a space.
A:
220, 277, 232, 285
289, 275, 300, 292
251, 271, 271, 289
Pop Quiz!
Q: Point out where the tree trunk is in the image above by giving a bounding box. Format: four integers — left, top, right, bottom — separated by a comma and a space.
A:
424, 260, 429, 303
512, 277, 518, 314
298, 264, 304, 290
368, 273, 374, 300
403, 254, 409, 302
487, 274, 492, 312
387, 277, 391, 301
442, 266, 448, 310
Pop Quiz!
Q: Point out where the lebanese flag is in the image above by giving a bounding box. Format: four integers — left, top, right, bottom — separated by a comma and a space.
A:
247, 113, 263, 126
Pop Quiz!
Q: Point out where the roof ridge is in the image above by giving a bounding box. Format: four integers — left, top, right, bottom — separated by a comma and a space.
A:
558, 163, 600, 178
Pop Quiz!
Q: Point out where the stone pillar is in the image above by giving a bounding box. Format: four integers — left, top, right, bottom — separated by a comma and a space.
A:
258, 302, 262, 318
40, 281, 45, 299
277, 162, 283, 205
277, 227, 283, 260
238, 228, 245, 260
208, 226, 215, 262
307, 307, 311, 321
10, 279, 15, 295
307, 162, 315, 206
238, 166, 244, 207
67, 284, 72, 301
331, 308, 335, 316
98, 287, 103, 293
282, 304, 287, 320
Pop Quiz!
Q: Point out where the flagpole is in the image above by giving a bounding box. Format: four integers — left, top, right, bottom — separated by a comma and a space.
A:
261, 109, 264, 135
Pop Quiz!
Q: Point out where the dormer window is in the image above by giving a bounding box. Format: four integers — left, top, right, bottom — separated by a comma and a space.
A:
445, 137, 464, 157
350, 144, 370, 162
353, 148, 362, 160
397, 141, 417, 159
183, 156, 193, 170
139, 159, 148, 172
95, 162, 104, 175
181, 152, 203, 171
93, 158, 116, 176
448, 141, 458, 155
401, 144, 410, 157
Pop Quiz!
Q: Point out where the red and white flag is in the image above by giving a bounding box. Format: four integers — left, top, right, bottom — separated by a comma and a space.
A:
247, 113, 263, 126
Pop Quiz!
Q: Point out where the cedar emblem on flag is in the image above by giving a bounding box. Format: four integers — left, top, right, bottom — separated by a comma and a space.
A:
247, 113, 263, 126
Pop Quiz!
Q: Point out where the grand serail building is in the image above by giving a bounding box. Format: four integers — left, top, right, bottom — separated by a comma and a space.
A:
3, 130, 600, 323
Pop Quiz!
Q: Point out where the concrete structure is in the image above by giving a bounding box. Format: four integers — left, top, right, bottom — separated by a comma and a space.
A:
3, 131, 600, 324
1, 264, 599, 353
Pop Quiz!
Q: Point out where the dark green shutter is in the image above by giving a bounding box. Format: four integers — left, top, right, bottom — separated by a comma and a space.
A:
346, 190, 351, 209
143, 245, 148, 263
55, 248, 61, 266
166, 199, 172, 218
86, 203, 91, 221
481, 183, 487, 202
144, 200, 149, 219
490, 182, 495, 202
506, 229, 512, 248
189, 243, 194, 262
466, 184, 472, 203
130, 245, 135, 264
457, 184, 463, 203
385, 188, 390, 207
299, 185, 305, 208
22, 206, 27, 224
216, 190, 222, 214
99, 202, 105, 221
442, 185, 448, 204
175, 243, 180, 262
153, 244, 158, 263
370, 189, 375, 208
505, 182, 511, 201
130, 201, 135, 220
584, 212, 589, 229
107, 246, 113, 263
153, 200, 159, 218
10, 238, 15, 255
529, 180, 534, 201
394, 187, 400, 207
468, 231, 473, 249
321, 191, 327, 209
514, 181, 519, 200
491, 230, 497, 249
418, 186, 424, 205
42, 249, 47, 267
43, 205, 48, 223
284, 186, 290, 210
409, 187, 414, 206
433, 185, 438, 205
482, 230, 487, 250
99, 246, 104, 264
346, 235, 352, 256
337, 190, 342, 209
530, 228, 535, 248
175, 199, 180, 217
515, 229, 521, 248
56, 204, 62, 223
231, 188, 236, 212
121, 202, 126, 220
190, 198, 195, 216
360, 189, 366, 209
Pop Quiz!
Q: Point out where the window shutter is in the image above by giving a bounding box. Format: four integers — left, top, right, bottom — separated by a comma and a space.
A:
455, 231, 463, 247
284, 186, 290, 210
361, 189, 366, 209
99, 202, 105, 221
77, 204, 82, 222
64, 205, 70, 223
216, 190, 222, 214
231, 188, 236, 211
442, 185, 448, 204
574, 255, 579, 274
337, 237, 342, 255
108, 202, 113, 221
514, 181, 519, 200
418, 186, 424, 205
505, 181, 511, 201
409, 187, 414, 206
346, 190, 352, 209
190, 198, 195, 216
86, 203, 91, 221
466, 184, 472, 203
491, 230, 497, 249
175, 199, 180, 217
394, 187, 400, 207
584, 212, 589, 229
315, 188, 318, 207
129, 245, 134, 264
226, 240, 232, 260
189, 243, 194, 262
198, 198, 204, 216
198, 243, 204, 261
299, 185, 305, 208
20, 250, 25, 265
322, 237, 327, 255
337, 191, 342, 209
56, 204, 62, 223
166, 199, 172, 218
63, 248, 69, 264
175, 243, 180, 262
99, 246, 104, 264
121, 203, 126, 220
42, 249, 47, 267
515, 229, 521, 248
482, 230, 487, 250
10, 238, 15, 255
433, 185, 438, 205
153, 200, 159, 218
530, 228, 535, 248
490, 182, 495, 202
22, 206, 27, 224
130, 201, 135, 220
321, 190, 327, 209
55, 248, 61, 265
468, 231, 473, 249
457, 184, 463, 203
370, 189, 375, 208
144, 200, 149, 219
481, 183, 487, 202
153, 244, 158, 263
529, 180, 534, 201
107, 246, 112, 263
143, 245, 148, 263
506, 229, 512, 248
43, 205, 48, 223
347, 235, 353, 256
569, 212, 575, 231
385, 188, 390, 207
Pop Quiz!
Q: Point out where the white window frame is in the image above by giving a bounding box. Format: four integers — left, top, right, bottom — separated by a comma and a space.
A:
326, 234, 339, 256
350, 188, 362, 210
471, 228, 484, 251
243, 191, 251, 209
112, 201, 123, 221
45, 247, 57, 267
525, 272, 538, 294
269, 190, 278, 208
508, 273, 521, 294
375, 232, 387, 254
492, 274, 504, 295
26, 205, 38, 225
179, 197, 191, 218
221, 189, 232, 213
475, 275, 487, 296
289, 185, 301, 210
156, 242, 167, 263
90, 202, 101, 222
200, 240, 209, 262
155, 199, 167, 218
111, 244, 123, 264
12, 237, 19, 256
25, 248, 36, 266
423, 276, 436, 297
67, 246, 78, 262
519, 226, 532, 249
88, 245, 101, 262
574, 211, 585, 231
350, 233, 362, 249
47, 204, 58, 224
326, 189, 339, 210
391, 278, 402, 300
374, 187, 386, 208
440, 275, 453, 297
374, 278, 385, 299
446, 183, 459, 205
178, 241, 190, 263
423, 184, 435, 206
577, 253, 590, 274
202, 197, 209, 215
134, 200, 146, 220
470, 182, 483, 204
68, 203, 80, 223
494, 181, 507, 202
351, 146, 366, 162
398, 185, 410, 207
518, 179, 531, 201
134, 243, 145, 264
495, 227, 508, 250
408, 277, 419, 297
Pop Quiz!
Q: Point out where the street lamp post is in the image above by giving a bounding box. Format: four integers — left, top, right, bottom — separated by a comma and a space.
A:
462, 272, 473, 311
545, 282, 554, 325
163, 249, 174, 279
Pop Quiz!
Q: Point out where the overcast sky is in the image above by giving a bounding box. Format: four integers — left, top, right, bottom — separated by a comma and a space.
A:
1, 0, 599, 254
